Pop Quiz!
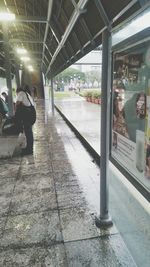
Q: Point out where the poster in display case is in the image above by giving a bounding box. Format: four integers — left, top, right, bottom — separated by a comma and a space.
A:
112, 38, 150, 191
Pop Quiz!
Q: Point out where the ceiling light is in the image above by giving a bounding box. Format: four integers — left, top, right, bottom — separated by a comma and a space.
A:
0, 12, 15, 21
20, 56, 30, 62
16, 48, 27, 54
27, 65, 34, 72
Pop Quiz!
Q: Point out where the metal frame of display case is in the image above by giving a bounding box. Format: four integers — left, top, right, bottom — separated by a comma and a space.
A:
110, 27, 150, 202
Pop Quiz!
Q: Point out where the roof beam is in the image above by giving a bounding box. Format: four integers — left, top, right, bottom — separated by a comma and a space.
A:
72, 32, 82, 49
71, 0, 77, 8
46, 0, 89, 76
41, 0, 53, 70
0, 39, 43, 44
74, 62, 102, 65
45, 56, 50, 64
80, 18, 93, 40
45, 44, 53, 58
71, 27, 104, 61
53, 9, 76, 53
15, 15, 47, 23
67, 41, 75, 55
113, 0, 139, 23
53, 14, 75, 54
95, 0, 140, 27
50, 25, 60, 43
94, 0, 110, 28
10, 51, 42, 56
9, 39, 43, 44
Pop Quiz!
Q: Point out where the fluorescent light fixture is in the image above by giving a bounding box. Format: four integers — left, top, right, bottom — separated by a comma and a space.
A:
27, 65, 34, 72
0, 12, 15, 21
20, 56, 30, 62
16, 48, 27, 54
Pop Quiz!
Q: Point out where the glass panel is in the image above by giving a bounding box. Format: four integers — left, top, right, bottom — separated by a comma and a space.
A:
112, 39, 150, 191
112, 7, 150, 46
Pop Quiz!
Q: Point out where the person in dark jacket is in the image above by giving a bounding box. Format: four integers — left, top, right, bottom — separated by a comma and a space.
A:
15, 87, 35, 155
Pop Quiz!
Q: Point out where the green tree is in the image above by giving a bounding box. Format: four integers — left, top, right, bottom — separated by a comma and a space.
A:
55, 67, 85, 85
85, 70, 101, 84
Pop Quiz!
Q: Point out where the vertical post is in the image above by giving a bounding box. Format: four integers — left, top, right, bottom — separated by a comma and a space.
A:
21, 68, 32, 91
51, 77, 54, 115
40, 69, 45, 99
26, 70, 32, 92
96, 28, 113, 227
2, 23, 14, 116
15, 63, 21, 88
21, 67, 25, 88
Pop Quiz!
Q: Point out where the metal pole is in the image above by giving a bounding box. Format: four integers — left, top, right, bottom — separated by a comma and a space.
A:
51, 77, 54, 115
96, 28, 113, 227
40, 69, 45, 99
15, 64, 21, 88
2, 23, 14, 116
21, 67, 25, 88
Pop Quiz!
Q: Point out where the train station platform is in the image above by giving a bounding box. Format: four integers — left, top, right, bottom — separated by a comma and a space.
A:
0, 98, 149, 266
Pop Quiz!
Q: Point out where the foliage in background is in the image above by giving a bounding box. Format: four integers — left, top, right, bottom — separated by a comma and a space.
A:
54, 91, 73, 99
84, 90, 93, 98
55, 67, 101, 84
84, 90, 101, 98
85, 70, 101, 84
55, 67, 85, 84
92, 90, 101, 99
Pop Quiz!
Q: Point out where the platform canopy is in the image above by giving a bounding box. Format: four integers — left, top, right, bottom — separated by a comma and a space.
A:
0, 0, 149, 78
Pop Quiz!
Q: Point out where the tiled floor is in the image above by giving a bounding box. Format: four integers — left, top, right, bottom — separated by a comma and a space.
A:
0, 99, 140, 266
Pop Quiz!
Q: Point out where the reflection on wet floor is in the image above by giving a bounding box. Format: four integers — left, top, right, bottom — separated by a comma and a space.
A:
55, 97, 100, 154
0, 99, 148, 266
54, 96, 150, 267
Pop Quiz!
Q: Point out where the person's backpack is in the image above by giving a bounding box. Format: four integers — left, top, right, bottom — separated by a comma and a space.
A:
21, 105, 36, 125
15, 93, 36, 126
25, 92, 36, 125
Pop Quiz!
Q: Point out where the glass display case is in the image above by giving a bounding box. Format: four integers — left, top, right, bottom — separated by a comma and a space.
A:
111, 29, 150, 192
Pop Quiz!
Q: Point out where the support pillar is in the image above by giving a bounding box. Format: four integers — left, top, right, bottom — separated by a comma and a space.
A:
2, 23, 14, 115
45, 76, 47, 86
95, 29, 113, 228
21, 68, 32, 91
39, 70, 44, 99
51, 77, 54, 115
15, 64, 20, 88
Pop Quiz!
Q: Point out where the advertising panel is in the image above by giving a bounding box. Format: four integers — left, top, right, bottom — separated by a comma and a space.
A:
112, 40, 150, 191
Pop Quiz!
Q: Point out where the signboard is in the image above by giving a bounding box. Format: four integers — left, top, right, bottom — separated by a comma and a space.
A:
112, 40, 150, 191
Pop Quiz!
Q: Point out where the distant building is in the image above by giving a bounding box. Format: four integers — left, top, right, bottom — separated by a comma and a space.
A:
73, 49, 102, 72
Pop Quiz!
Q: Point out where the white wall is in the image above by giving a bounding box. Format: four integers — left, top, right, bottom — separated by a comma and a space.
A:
72, 50, 102, 72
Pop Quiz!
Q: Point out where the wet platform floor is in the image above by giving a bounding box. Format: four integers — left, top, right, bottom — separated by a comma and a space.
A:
0, 99, 148, 266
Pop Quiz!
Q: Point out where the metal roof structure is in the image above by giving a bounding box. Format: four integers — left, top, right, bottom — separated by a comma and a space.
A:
0, 0, 149, 78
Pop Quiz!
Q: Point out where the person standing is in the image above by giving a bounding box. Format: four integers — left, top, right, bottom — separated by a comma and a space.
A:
15, 86, 35, 155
